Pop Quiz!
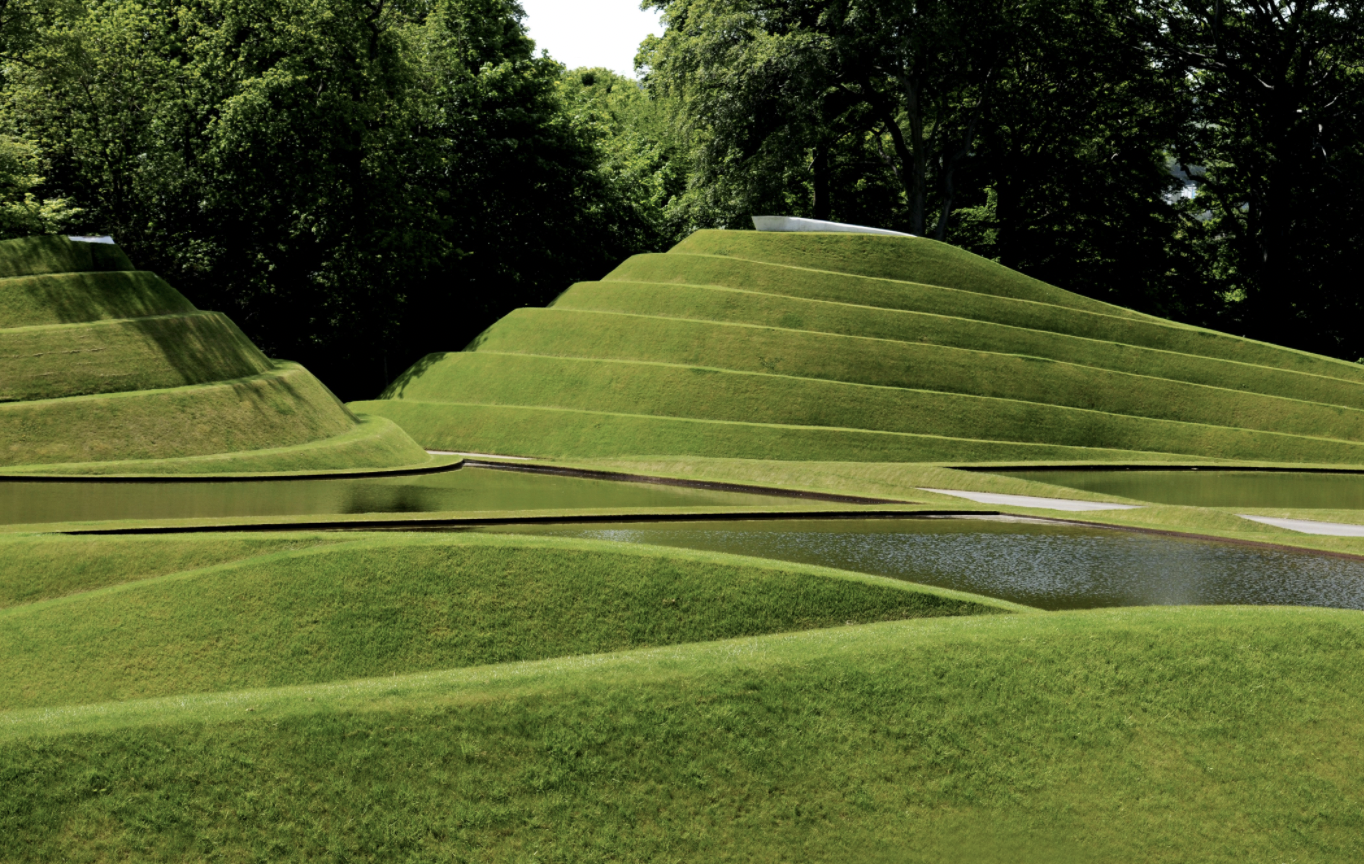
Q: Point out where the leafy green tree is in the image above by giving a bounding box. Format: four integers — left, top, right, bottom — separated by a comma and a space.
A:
4, 0, 650, 397
642, 0, 1020, 238
1146, 0, 1364, 357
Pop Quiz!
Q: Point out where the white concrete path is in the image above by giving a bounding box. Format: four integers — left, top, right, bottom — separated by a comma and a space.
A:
1237, 515, 1364, 537
918, 488, 1142, 512
427, 450, 536, 462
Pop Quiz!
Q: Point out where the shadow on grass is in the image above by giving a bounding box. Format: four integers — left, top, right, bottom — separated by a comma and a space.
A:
380, 352, 451, 399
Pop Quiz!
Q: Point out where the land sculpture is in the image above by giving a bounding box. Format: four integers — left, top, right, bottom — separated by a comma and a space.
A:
357, 223, 1364, 468
0, 235, 430, 474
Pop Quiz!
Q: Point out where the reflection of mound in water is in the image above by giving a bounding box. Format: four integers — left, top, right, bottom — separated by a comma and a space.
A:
342, 482, 435, 514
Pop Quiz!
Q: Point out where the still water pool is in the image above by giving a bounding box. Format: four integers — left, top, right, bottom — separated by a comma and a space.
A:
492, 517, 1364, 611
0, 466, 792, 525
996, 469, 1364, 509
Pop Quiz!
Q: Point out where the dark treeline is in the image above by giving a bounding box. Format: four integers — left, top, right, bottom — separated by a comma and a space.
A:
2, 0, 1363, 399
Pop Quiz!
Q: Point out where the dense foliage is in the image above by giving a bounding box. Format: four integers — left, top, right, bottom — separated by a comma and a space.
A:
1, 0, 661, 397
2, 0, 1362, 394
643, 0, 1364, 354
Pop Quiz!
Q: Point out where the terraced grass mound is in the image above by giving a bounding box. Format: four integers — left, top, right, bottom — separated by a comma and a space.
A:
4, 604, 1361, 861
356, 229, 1364, 465
0, 532, 1002, 710
0, 236, 429, 473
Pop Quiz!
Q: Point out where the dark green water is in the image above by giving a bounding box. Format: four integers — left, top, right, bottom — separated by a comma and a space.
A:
492, 517, 1364, 611
996, 469, 1364, 508
0, 467, 791, 525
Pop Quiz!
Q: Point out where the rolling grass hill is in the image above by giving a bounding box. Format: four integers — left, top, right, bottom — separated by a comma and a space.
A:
0, 236, 429, 473
2, 568, 1361, 861
354, 229, 1364, 465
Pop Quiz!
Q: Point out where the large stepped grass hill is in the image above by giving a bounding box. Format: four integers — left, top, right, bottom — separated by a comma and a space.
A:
356, 229, 1364, 465
0, 236, 428, 473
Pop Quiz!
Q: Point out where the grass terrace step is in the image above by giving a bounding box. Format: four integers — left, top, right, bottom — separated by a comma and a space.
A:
462, 310, 1364, 439
353, 399, 1194, 463
0, 362, 358, 467
0, 313, 272, 401
368, 352, 1364, 464
0, 271, 196, 328
0, 235, 132, 279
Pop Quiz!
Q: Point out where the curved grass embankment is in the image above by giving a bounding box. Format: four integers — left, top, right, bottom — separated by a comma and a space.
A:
3, 605, 1362, 862
449, 310, 1364, 441
0, 235, 430, 473
548, 284, 1364, 397
0, 234, 133, 278
0, 414, 434, 476
0, 271, 194, 327
365, 352, 1364, 464
0, 313, 272, 401
0, 363, 358, 467
352, 399, 1208, 463
0, 533, 1005, 711
365, 230, 1364, 466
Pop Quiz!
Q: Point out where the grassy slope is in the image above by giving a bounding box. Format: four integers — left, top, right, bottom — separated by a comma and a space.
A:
0, 271, 195, 328
366, 352, 1364, 464
596, 261, 1364, 384
3, 606, 1362, 862
548, 285, 1364, 403
0, 532, 346, 608
0, 533, 1003, 711
0, 414, 432, 475
0, 313, 272, 401
0, 362, 359, 466
466, 310, 1364, 440
0, 235, 133, 279
670, 229, 1142, 318
353, 399, 1212, 463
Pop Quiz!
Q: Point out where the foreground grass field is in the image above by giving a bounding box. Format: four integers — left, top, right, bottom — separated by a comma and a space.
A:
0, 531, 1004, 711
3, 605, 1361, 862
356, 229, 1364, 465
0, 235, 429, 474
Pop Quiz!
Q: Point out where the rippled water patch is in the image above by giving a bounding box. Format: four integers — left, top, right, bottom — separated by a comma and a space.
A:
493, 517, 1364, 611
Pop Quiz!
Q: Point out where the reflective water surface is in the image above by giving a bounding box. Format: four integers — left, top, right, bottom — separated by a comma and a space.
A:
0, 467, 792, 525
997, 469, 1364, 509
492, 517, 1364, 611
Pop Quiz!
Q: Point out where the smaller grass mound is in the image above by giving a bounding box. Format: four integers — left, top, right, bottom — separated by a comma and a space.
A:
0, 235, 132, 278
0, 414, 432, 475
0, 313, 272, 401
670, 230, 1137, 317
0, 271, 195, 328
0, 533, 1006, 711
0, 532, 345, 609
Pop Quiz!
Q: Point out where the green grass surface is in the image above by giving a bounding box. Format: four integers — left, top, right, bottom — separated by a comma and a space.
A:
0, 235, 132, 279
0, 532, 344, 608
0, 414, 432, 475
0, 313, 272, 401
0, 235, 429, 474
3, 605, 1362, 861
353, 399, 1210, 463
369, 230, 1364, 466
0, 271, 195, 328
533, 320, 1364, 445
544, 286, 1364, 399
0, 532, 1002, 711
368, 352, 1364, 463
669, 230, 1143, 318
0, 362, 358, 466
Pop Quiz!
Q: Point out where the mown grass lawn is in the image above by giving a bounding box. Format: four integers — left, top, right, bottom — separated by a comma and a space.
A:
2, 605, 1361, 862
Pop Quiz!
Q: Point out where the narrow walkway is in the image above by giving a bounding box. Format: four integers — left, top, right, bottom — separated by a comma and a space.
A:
427, 450, 535, 462
918, 488, 1142, 512
1238, 515, 1364, 537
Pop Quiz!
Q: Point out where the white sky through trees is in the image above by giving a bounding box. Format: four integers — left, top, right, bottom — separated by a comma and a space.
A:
520, 0, 664, 77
